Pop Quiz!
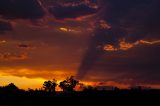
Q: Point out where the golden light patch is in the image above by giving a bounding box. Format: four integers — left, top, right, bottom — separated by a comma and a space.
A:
103, 44, 117, 52
0, 68, 75, 90
60, 27, 68, 32
0, 40, 6, 43
104, 39, 160, 52
119, 40, 134, 50
0, 75, 45, 90
59, 27, 81, 33
139, 40, 160, 45
0, 68, 76, 81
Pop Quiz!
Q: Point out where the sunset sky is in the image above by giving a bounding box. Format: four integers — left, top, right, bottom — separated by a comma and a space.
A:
0, 0, 160, 89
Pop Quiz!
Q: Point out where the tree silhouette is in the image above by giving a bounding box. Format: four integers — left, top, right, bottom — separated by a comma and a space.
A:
4, 83, 19, 91
43, 79, 57, 92
59, 76, 79, 92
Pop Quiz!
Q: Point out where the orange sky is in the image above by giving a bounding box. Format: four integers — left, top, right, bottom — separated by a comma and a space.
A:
0, 72, 160, 90
0, 0, 160, 90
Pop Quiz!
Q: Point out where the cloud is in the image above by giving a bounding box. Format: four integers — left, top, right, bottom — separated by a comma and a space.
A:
0, 20, 12, 33
104, 40, 160, 52
48, 2, 98, 19
17, 43, 36, 50
18, 44, 30, 48
59, 27, 81, 33
76, 0, 160, 79
0, 52, 28, 61
92, 44, 160, 84
0, 0, 45, 19
0, 68, 75, 80
101, 0, 160, 41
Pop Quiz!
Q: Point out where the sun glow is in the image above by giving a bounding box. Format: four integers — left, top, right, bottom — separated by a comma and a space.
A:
0, 75, 45, 90
59, 27, 81, 33
0, 68, 76, 89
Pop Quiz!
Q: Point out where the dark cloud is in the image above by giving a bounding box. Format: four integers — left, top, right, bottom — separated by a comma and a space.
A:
49, 4, 98, 19
18, 44, 30, 48
76, 27, 107, 79
0, 20, 12, 33
76, 25, 127, 79
17, 44, 36, 49
91, 44, 160, 84
102, 0, 160, 42
0, 0, 45, 19
77, 0, 160, 80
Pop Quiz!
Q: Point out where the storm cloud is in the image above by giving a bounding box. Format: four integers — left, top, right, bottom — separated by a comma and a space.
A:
49, 4, 98, 19
0, 20, 12, 33
0, 0, 45, 19
77, 0, 160, 81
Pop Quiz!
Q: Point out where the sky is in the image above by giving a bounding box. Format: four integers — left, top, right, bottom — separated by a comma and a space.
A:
0, 0, 160, 89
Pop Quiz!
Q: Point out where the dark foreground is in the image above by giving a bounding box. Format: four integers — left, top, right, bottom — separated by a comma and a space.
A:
0, 90, 160, 105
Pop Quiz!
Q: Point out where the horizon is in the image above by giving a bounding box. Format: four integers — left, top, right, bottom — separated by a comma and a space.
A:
0, 75, 160, 90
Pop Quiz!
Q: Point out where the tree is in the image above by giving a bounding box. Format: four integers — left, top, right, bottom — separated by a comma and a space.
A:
59, 76, 79, 92
43, 79, 57, 92
4, 83, 19, 91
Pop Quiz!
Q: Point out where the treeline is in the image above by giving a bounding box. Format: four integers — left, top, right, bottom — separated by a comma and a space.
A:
0, 76, 160, 105
0, 76, 79, 93
0, 76, 158, 93
0, 76, 96, 93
